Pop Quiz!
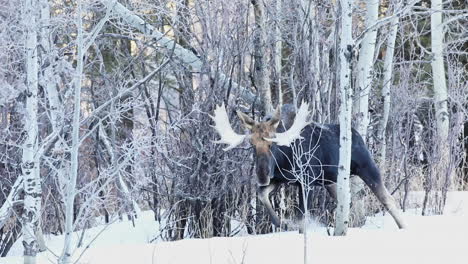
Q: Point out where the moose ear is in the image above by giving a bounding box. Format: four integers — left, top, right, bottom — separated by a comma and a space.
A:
267, 106, 281, 128
237, 111, 255, 130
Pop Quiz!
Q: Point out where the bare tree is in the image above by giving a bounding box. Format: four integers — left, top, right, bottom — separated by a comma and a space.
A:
427, 0, 451, 213
378, 1, 402, 171
273, 0, 283, 107
251, 0, 273, 114
58, 0, 85, 261
59, 1, 112, 262
21, 0, 43, 262
354, 0, 379, 141
334, 0, 353, 236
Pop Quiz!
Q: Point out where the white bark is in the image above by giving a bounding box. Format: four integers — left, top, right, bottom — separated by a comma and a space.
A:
39, 0, 62, 132
252, 0, 272, 114
274, 0, 283, 107
22, 0, 41, 262
322, 25, 335, 122
334, 0, 353, 236
429, 0, 452, 209
102, 0, 256, 105
379, 14, 400, 170
349, 0, 379, 227
59, 1, 84, 262
431, 0, 449, 143
354, 0, 379, 141
57, 2, 113, 262
310, 1, 323, 122
39, 5, 66, 250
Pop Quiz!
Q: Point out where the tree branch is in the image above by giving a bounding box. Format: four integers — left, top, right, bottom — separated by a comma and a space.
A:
101, 0, 256, 105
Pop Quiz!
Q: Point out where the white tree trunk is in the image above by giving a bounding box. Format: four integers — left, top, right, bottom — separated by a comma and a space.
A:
379, 14, 400, 170
354, 0, 379, 141
431, 0, 449, 143
39, 4, 66, 251
59, 1, 84, 262
274, 0, 283, 107
57, 2, 112, 262
22, 0, 42, 262
429, 0, 452, 210
39, 0, 62, 132
252, 0, 272, 114
334, 0, 353, 236
349, 0, 379, 227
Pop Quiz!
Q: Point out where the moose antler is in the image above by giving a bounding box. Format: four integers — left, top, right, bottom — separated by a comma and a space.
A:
264, 101, 311, 146
210, 103, 247, 151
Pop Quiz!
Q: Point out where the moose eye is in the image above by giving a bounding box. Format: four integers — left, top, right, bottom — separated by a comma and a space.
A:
263, 116, 273, 122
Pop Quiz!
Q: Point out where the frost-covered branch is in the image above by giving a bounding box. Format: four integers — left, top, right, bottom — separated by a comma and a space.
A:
0, 176, 23, 230
101, 0, 256, 104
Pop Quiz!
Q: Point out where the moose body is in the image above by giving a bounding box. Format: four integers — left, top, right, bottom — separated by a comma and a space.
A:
268, 124, 366, 187
212, 102, 407, 230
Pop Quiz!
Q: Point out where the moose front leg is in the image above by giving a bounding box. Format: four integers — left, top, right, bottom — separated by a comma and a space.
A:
258, 183, 287, 230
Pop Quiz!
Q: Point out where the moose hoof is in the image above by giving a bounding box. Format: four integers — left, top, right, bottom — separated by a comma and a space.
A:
277, 222, 288, 231
298, 225, 304, 234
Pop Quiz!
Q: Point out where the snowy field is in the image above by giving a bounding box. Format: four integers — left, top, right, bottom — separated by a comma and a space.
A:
2, 191, 468, 264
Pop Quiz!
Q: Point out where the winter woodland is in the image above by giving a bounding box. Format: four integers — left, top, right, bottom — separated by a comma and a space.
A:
0, 0, 467, 263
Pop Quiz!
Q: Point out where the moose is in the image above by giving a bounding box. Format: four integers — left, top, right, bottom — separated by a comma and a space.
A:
211, 101, 407, 230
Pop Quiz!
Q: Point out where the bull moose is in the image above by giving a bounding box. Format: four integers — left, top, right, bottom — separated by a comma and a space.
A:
211, 102, 407, 230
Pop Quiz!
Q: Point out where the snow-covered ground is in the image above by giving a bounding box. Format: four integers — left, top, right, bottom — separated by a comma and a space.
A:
2, 192, 468, 264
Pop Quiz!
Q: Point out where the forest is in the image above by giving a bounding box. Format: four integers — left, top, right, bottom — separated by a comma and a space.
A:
0, 0, 467, 263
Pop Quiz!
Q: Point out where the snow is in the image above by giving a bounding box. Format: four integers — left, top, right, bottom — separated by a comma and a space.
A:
2, 192, 468, 264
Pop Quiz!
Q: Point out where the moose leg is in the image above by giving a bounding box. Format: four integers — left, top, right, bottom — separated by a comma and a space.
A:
370, 183, 407, 229
258, 183, 286, 230
361, 175, 407, 228
358, 161, 407, 229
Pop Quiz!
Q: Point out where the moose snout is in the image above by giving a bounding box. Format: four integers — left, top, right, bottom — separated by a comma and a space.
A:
255, 154, 272, 186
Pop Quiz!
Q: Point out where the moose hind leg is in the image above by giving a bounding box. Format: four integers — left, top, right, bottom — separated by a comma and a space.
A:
258, 183, 286, 230
360, 167, 407, 229
372, 184, 407, 229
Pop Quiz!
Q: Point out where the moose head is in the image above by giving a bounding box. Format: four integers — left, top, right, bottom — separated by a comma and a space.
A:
211, 102, 311, 186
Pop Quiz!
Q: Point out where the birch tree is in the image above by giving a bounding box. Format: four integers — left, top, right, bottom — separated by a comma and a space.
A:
21, 0, 42, 262
58, 0, 85, 261
274, 0, 283, 107
426, 0, 451, 213
430, 2, 449, 145
354, 0, 379, 141
335, 0, 353, 236
378, 2, 401, 170
59, 1, 111, 261
350, 0, 379, 226
251, 0, 272, 114
430, 3, 450, 153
